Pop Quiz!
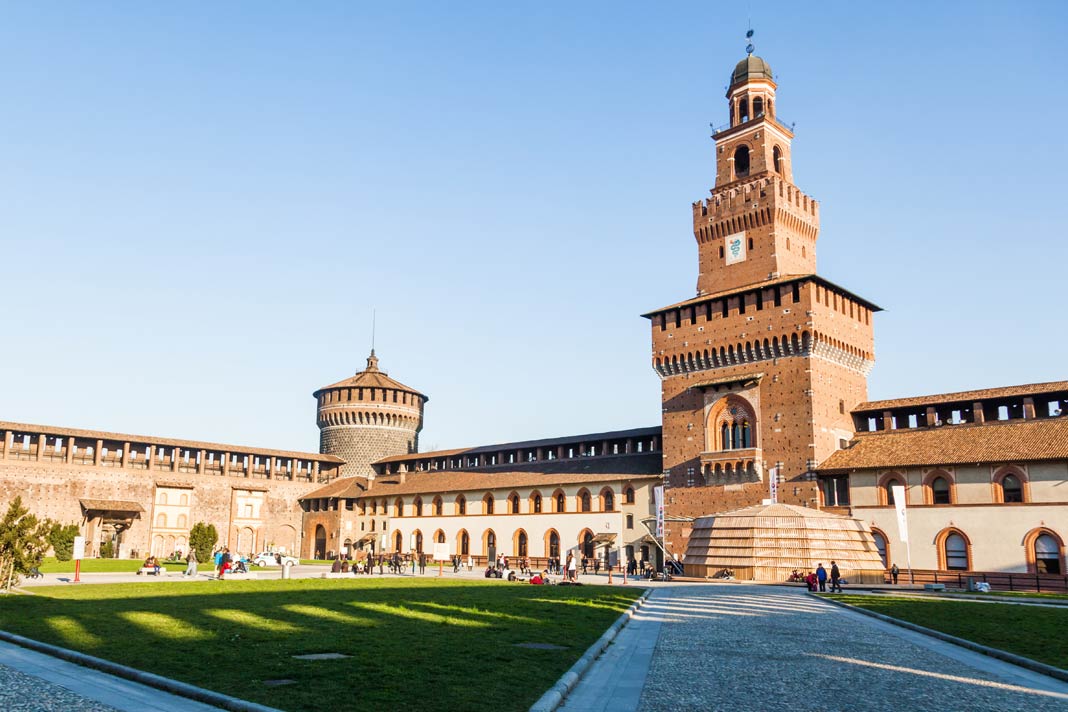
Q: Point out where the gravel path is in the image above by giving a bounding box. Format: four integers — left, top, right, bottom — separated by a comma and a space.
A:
0, 662, 117, 712
636, 584, 1068, 712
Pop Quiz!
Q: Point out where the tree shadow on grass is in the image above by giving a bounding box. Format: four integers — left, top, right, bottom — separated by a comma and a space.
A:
0, 578, 639, 712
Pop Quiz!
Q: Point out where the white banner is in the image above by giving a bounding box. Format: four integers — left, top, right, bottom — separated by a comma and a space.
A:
653, 485, 664, 539
432, 542, 450, 562
724, 232, 747, 265
72, 536, 86, 561
769, 467, 779, 503
892, 484, 908, 543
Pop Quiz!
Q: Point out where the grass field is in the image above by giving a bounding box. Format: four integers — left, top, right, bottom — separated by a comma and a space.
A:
37, 557, 183, 574
828, 595, 1068, 669
0, 578, 640, 711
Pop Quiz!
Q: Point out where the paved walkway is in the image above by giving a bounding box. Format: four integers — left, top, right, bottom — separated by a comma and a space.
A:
561, 583, 1068, 712
0, 640, 222, 711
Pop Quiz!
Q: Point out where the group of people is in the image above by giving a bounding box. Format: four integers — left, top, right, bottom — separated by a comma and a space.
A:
803, 562, 844, 592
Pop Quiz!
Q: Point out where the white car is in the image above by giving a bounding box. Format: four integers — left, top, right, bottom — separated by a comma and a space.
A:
252, 552, 298, 567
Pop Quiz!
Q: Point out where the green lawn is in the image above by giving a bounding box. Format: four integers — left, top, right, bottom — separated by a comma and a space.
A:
37, 557, 183, 574
298, 559, 332, 566
829, 595, 1068, 669
0, 578, 640, 711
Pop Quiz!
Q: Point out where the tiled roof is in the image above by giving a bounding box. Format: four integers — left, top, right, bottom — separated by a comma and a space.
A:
79, 499, 145, 513
0, 421, 343, 464
374, 427, 661, 465
854, 381, 1068, 412
818, 417, 1068, 471
300, 469, 662, 501
641, 274, 882, 317
314, 350, 426, 398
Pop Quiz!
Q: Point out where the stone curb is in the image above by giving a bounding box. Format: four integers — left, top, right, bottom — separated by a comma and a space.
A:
0, 628, 280, 712
529, 586, 654, 712
811, 593, 1068, 683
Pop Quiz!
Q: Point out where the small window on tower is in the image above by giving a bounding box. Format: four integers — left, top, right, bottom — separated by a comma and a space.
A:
748, 237, 753, 250
773, 146, 783, 174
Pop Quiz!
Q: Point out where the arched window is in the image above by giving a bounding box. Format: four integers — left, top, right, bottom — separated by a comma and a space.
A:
156, 513, 166, 528
394, 498, 404, 517
460, 530, 470, 556
1001, 474, 1023, 502
931, 477, 950, 504
773, 145, 783, 174
878, 473, 906, 506
601, 488, 615, 512
753, 96, 764, 117
580, 490, 592, 513
413, 497, 423, 516
711, 396, 757, 452
582, 530, 595, 558
738, 98, 749, 122
871, 529, 888, 568
394, 531, 403, 552
532, 493, 542, 513
483, 493, 494, 515
433, 496, 443, 516
179, 493, 188, 506
415, 531, 423, 553
624, 486, 635, 504
733, 145, 750, 178
556, 491, 566, 513
548, 530, 560, 558
435, 530, 445, 544
456, 495, 466, 515
939, 530, 970, 571
509, 493, 520, 514
158, 492, 168, 505
485, 530, 497, 558
177, 514, 187, 529
517, 530, 528, 557
1035, 534, 1062, 574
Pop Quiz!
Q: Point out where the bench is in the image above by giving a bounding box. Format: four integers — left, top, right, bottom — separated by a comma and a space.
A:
923, 583, 946, 592
320, 572, 355, 579
136, 566, 167, 576
219, 570, 257, 579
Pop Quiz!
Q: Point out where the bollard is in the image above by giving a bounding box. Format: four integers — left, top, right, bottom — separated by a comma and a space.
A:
282, 560, 294, 580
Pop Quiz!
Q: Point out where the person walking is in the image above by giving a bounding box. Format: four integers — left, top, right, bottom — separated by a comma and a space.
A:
890, 563, 900, 585
410, 553, 417, 575
815, 563, 827, 592
418, 551, 426, 575
830, 561, 843, 592
566, 552, 577, 582
581, 556, 588, 575
184, 547, 198, 577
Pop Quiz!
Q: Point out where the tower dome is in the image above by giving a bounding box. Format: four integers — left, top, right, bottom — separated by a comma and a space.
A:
313, 350, 426, 478
730, 55, 774, 89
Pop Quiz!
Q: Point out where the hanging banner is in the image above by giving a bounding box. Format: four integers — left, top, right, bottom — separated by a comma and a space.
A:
653, 485, 665, 539
768, 467, 779, 503
892, 484, 908, 543
724, 232, 747, 265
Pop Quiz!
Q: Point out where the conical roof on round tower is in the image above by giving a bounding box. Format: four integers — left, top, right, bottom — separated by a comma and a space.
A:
313, 350, 427, 401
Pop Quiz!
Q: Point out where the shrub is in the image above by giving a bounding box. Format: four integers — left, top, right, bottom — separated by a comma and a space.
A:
49, 523, 80, 561
189, 522, 218, 565
99, 541, 115, 559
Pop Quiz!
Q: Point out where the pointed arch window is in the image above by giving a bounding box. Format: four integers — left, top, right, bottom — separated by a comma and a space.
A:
456, 495, 466, 515
580, 490, 592, 513
1034, 533, 1062, 574
555, 491, 566, 513
773, 145, 783, 174
733, 145, 750, 178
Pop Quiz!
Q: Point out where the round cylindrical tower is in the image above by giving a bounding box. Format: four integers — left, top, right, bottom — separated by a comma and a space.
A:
313, 350, 426, 478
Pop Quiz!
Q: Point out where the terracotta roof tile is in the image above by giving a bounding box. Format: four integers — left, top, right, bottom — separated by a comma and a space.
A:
818, 417, 1068, 471
79, 499, 145, 513
854, 381, 1068, 412
313, 351, 426, 398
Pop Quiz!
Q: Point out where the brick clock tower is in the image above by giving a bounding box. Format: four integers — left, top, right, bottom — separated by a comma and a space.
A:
643, 47, 880, 555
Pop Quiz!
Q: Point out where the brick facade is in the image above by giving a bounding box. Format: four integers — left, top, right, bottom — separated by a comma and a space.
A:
645, 53, 878, 555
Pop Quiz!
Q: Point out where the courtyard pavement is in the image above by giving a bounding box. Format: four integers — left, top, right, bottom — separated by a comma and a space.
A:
560, 583, 1068, 712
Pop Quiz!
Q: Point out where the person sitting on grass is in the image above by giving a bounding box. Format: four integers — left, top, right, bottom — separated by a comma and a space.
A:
530, 571, 545, 585
331, 557, 343, 573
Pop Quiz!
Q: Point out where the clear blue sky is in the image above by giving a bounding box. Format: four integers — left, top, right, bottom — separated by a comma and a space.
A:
2, 2, 1065, 454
